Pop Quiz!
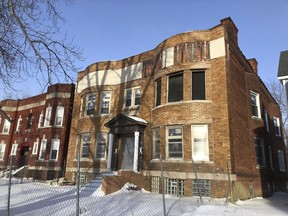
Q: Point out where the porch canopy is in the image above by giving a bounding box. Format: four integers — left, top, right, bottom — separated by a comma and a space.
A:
104, 114, 148, 172
104, 114, 148, 134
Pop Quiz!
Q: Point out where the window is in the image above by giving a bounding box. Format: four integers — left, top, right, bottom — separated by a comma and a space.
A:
39, 139, 47, 160
44, 107, 52, 127
263, 109, 270, 132
165, 178, 184, 197
168, 73, 183, 102
192, 71, 206, 100
100, 92, 111, 114
250, 91, 260, 118
86, 93, 96, 115
255, 138, 266, 166
32, 139, 39, 155
0, 144, 6, 160
193, 179, 211, 197
10, 144, 18, 155
81, 133, 91, 158
38, 112, 43, 128
273, 117, 281, 136
151, 177, 160, 193
155, 79, 161, 106
278, 150, 286, 171
50, 139, 60, 160
268, 146, 274, 170
95, 133, 107, 159
153, 128, 160, 159
2, 119, 11, 134
192, 125, 209, 161
162, 47, 174, 68
26, 113, 33, 129
167, 126, 183, 159
54, 106, 64, 126
125, 87, 141, 108
16, 116, 22, 132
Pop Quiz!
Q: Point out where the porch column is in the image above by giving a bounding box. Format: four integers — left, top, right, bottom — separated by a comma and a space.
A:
107, 133, 114, 171
133, 131, 140, 172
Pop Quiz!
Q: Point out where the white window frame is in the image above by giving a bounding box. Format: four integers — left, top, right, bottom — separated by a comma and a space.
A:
81, 133, 91, 159
264, 109, 270, 132
250, 91, 261, 118
124, 87, 141, 108
100, 91, 111, 115
38, 112, 44, 128
153, 128, 160, 159
50, 139, 60, 160
16, 116, 22, 132
165, 178, 184, 197
44, 107, 52, 127
95, 133, 107, 159
10, 143, 18, 155
38, 139, 47, 160
162, 47, 174, 68
54, 106, 64, 126
2, 119, 11, 134
86, 93, 96, 116
0, 144, 6, 160
166, 126, 183, 159
32, 139, 39, 155
192, 125, 209, 161
278, 150, 286, 172
273, 117, 281, 136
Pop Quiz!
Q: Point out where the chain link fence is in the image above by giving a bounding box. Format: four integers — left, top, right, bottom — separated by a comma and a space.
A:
0, 156, 226, 216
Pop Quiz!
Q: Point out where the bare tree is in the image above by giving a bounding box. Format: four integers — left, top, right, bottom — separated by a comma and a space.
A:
0, 0, 82, 95
267, 79, 288, 143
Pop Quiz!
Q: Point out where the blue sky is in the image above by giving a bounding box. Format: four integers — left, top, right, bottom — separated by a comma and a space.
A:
2, 0, 288, 99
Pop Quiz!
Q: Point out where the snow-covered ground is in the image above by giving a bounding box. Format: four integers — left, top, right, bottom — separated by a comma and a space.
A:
0, 178, 287, 216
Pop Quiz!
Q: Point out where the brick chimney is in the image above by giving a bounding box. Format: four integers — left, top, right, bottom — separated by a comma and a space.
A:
248, 58, 258, 75
221, 17, 238, 46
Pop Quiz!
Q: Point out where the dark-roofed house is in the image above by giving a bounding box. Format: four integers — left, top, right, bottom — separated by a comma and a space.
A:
278, 50, 288, 103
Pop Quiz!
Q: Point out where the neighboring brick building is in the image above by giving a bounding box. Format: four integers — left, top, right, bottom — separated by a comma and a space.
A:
66, 17, 288, 200
0, 83, 75, 180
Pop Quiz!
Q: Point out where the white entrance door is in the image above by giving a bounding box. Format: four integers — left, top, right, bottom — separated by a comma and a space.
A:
121, 137, 134, 170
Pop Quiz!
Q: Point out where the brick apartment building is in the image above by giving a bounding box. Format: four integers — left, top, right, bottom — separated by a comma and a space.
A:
0, 83, 75, 180
65, 17, 288, 200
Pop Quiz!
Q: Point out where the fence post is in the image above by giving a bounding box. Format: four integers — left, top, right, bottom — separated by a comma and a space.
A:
160, 155, 166, 216
76, 153, 80, 216
192, 157, 203, 205
226, 161, 231, 204
7, 155, 13, 216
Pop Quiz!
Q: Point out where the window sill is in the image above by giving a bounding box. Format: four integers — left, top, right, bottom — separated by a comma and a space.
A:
256, 165, 267, 169
73, 158, 93, 162
252, 116, 263, 121
94, 158, 106, 161
151, 159, 213, 164
153, 100, 212, 110
275, 134, 282, 138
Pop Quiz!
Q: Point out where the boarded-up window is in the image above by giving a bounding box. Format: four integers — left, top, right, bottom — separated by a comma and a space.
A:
156, 79, 161, 106
168, 73, 183, 102
192, 71, 206, 100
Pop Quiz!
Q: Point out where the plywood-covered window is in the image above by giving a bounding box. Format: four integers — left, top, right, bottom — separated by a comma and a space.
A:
192, 71, 206, 100
168, 72, 183, 102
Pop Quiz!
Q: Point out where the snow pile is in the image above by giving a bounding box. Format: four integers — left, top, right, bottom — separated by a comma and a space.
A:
0, 179, 287, 216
